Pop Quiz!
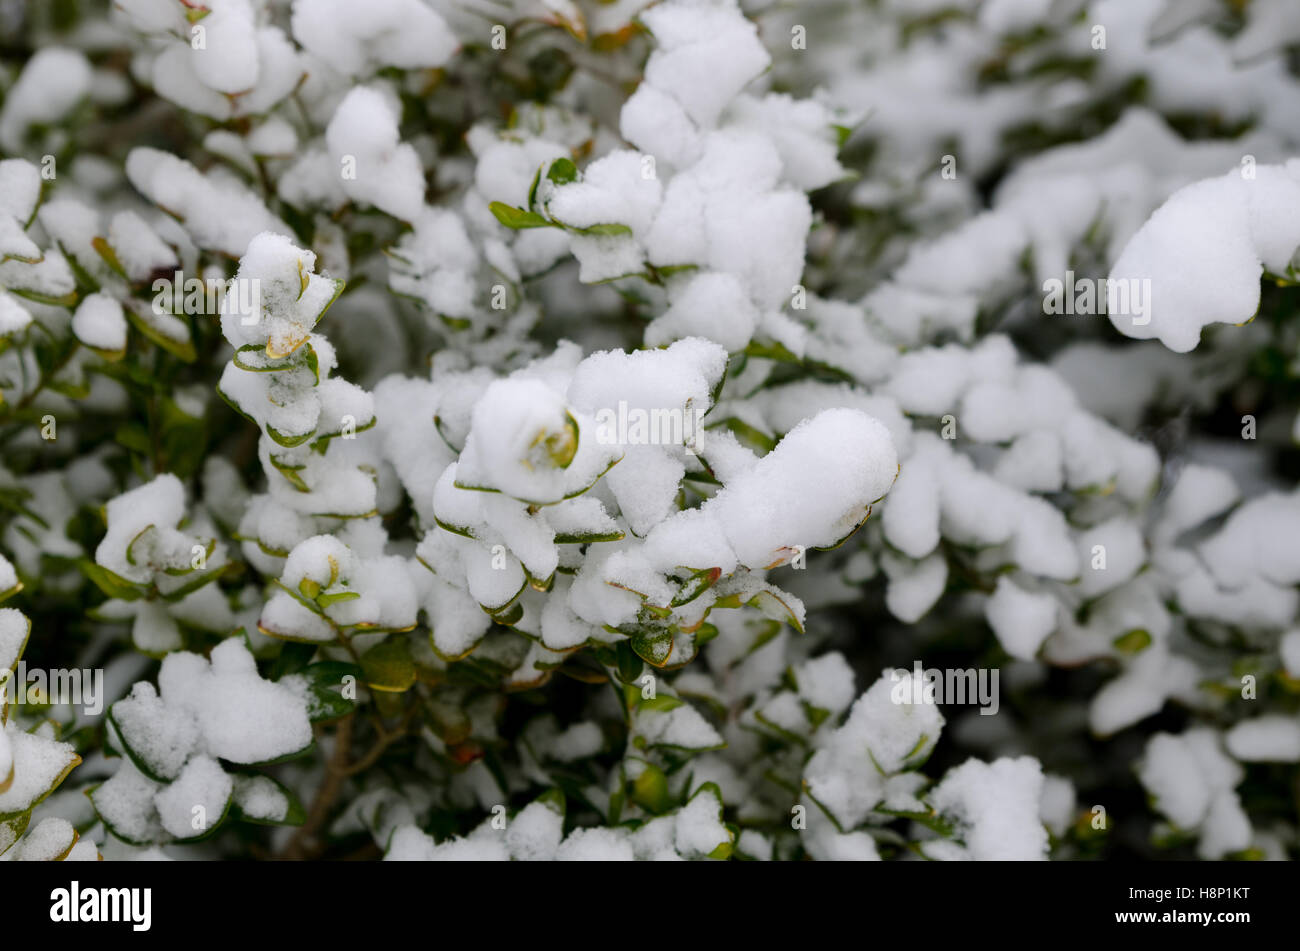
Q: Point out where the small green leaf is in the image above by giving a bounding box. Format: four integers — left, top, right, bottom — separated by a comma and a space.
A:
317, 589, 361, 608
1113, 629, 1152, 655
546, 157, 579, 186
80, 560, 145, 601
576, 222, 632, 237
631, 764, 671, 814
489, 202, 553, 229
629, 629, 674, 668
615, 640, 644, 683
638, 694, 684, 714
360, 638, 417, 693
671, 567, 721, 608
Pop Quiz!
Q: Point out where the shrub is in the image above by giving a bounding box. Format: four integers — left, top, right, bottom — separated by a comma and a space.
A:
1, 0, 1298, 862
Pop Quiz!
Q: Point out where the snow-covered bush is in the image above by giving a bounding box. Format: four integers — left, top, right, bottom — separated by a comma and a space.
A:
2, 0, 1299, 862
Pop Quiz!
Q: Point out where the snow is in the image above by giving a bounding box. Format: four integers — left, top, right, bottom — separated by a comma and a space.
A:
233, 774, 291, 822
89, 759, 165, 845
706, 409, 897, 569
0, 159, 41, 224
1282, 630, 1300, 678
644, 271, 757, 353
220, 231, 342, 358
1138, 730, 1250, 858
1074, 517, 1145, 599
673, 787, 730, 858
94, 473, 189, 584
1109, 165, 1300, 352
387, 209, 479, 319
1197, 492, 1300, 590
504, 800, 565, 860
1225, 716, 1300, 762
0, 48, 92, 151
1088, 648, 1199, 738
12, 817, 77, 861
621, 85, 702, 172
882, 551, 947, 623
190, 0, 260, 94
125, 148, 290, 256
13, 0, 1300, 868
1140, 731, 1235, 828
326, 87, 427, 222
640, 0, 770, 129
112, 681, 200, 781
1038, 774, 1076, 838
548, 150, 662, 237
157, 638, 312, 764
454, 377, 584, 503
549, 722, 603, 761
641, 131, 814, 310
637, 702, 724, 751
985, 576, 1057, 661
291, 0, 457, 77
928, 757, 1048, 861
154, 754, 232, 838
727, 94, 847, 191
72, 293, 128, 353
0, 607, 28, 671
794, 652, 856, 717
108, 211, 178, 283
150, 23, 302, 121
804, 671, 943, 829
0, 725, 79, 817
556, 827, 635, 861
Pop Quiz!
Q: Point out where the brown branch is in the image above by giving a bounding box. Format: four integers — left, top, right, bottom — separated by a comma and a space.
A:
340, 702, 420, 777
277, 713, 354, 860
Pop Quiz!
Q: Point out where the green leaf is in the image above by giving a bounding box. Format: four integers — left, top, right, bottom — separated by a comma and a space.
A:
747, 588, 804, 633
8, 287, 78, 308
0, 810, 32, 857
631, 763, 671, 814
125, 307, 196, 362
79, 560, 145, 601
1113, 629, 1152, 655
615, 640, 644, 683
535, 787, 566, 816
360, 638, 417, 693
553, 529, 625, 544
489, 202, 553, 229
317, 589, 361, 608
637, 694, 684, 714
629, 628, 674, 668
546, 157, 579, 186
91, 236, 128, 280
671, 567, 721, 608
269, 641, 317, 681
301, 661, 360, 722
266, 424, 316, 448
575, 222, 632, 237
